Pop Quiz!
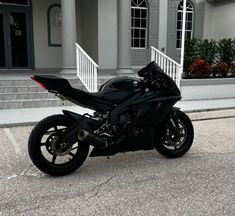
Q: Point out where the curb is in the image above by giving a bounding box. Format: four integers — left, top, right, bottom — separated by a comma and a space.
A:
188, 109, 235, 122
189, 115, 235, 122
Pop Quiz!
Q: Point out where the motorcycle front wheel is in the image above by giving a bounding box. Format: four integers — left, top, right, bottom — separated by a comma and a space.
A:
155, 110, 194, 158
28, 115, 89, 176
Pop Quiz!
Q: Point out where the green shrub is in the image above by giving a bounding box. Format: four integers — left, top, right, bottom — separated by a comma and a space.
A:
184, 38, 199, 74
184, 38, 235, 78
217, 38, 235, 66
198, 39, 217, 65
229, 63, 235, 77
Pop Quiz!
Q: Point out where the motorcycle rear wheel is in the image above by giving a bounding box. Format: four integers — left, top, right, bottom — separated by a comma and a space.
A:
155, 110, 194, 158
28, 115, 89, 176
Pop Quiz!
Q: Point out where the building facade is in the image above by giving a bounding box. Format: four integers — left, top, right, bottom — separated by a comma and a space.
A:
0, 0, 235, 73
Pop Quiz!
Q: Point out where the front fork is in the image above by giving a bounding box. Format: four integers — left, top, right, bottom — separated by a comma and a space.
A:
168, 108, 181, 138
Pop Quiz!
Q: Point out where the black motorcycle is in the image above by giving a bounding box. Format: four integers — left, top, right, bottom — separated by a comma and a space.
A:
28, 62, 194, 176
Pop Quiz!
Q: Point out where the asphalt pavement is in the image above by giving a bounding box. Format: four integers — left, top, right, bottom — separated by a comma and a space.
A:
0, 114, 234, 216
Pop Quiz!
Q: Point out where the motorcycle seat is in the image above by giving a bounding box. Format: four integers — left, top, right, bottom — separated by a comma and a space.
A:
70, 87, 106, 100
32, 75, 73, 92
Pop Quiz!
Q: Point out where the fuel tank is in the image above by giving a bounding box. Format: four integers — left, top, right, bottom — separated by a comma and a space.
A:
99, 77, 142, 104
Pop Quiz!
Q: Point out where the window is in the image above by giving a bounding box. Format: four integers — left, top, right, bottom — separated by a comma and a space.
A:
131, 0, 148, 49
47, 4, 62, 47
176, 0, 194, 49
0, 0, 30, 6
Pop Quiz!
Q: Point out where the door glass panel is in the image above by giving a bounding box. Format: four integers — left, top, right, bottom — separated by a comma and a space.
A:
10, 12, 28, 67
0, 13, 5, 67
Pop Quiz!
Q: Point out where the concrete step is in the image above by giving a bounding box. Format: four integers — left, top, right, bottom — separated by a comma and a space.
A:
0, 77, 108, 87
0, 86, 47, 94
0, 86, 48, 94
0, 78, 80, 87
0, 92, 57, 100
0, 85, 84, 93
0, 99, 74, 109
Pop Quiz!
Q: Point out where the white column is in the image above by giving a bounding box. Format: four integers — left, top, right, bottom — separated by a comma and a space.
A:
60, 0, 77, 74
158, 0, 168, 52
180, 0, 187, 73
117, 0, 133, 74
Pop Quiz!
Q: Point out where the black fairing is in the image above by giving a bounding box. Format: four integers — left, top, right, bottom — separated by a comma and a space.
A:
98, 77, 141, 104
140, 62, 180, 94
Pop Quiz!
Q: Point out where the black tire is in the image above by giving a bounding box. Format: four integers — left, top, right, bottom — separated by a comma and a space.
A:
28, 115, 89, 176
155, 110, 194, 158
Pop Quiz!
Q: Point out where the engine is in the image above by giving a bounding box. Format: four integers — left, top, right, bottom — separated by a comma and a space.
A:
118, 103, 155, 129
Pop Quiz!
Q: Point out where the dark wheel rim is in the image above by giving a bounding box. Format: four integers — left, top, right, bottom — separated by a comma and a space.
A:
39, 123, 81, 165
161, 119, 188, 150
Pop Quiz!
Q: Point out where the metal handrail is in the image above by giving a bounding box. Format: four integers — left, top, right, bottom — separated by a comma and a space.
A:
151, 46, 181, 67
76, 43, 98, 92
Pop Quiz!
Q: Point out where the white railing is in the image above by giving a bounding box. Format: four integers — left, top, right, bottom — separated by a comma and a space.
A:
76, 43, 98, 92
151, 46, 182, 88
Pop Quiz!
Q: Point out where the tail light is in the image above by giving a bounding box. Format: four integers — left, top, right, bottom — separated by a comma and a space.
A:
31, 76, 47, 90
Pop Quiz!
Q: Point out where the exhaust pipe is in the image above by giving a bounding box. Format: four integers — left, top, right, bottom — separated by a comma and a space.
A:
77, 129, 108, 149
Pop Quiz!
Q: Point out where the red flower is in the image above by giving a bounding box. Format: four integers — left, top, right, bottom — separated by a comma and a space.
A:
189, 58, 211, 78
212, 63, 229, 78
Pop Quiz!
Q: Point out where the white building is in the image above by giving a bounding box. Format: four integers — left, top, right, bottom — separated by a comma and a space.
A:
0, 0, 235, 73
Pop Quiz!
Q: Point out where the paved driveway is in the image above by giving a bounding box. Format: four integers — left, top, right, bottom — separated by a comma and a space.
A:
0, 117, 234, 216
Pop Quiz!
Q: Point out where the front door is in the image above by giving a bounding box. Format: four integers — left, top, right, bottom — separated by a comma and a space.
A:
0, 11, 6, 68
0, 9, 32, 69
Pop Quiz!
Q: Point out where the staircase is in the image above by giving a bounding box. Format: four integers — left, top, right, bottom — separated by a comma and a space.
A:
0, 78, 73, 109
0, 77, 109, 110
